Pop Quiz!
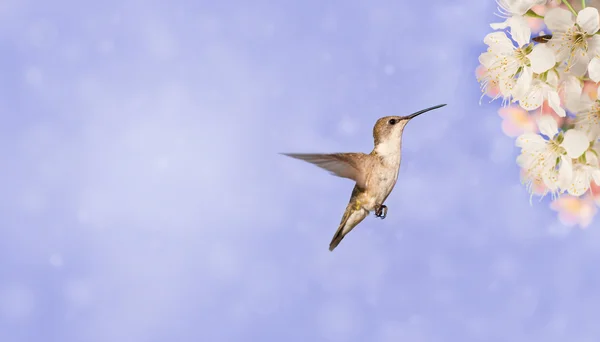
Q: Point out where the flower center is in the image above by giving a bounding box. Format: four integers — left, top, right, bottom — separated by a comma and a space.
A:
548, 139, 560, 151
570, 25, 589, 52
575, 101, 600, 132
549, 135, 567, 160
514, 48, 529, 64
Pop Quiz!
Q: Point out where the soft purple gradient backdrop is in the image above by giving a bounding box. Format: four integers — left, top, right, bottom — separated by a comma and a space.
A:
3, 0, 600, 341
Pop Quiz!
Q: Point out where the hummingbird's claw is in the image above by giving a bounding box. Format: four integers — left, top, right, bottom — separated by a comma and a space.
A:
375, 205, 387, 219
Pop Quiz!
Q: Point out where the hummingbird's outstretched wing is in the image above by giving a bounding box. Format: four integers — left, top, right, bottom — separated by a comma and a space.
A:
281, 153, 370, 190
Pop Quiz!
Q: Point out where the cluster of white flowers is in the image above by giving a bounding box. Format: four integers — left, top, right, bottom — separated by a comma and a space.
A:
478, 0, 600, 207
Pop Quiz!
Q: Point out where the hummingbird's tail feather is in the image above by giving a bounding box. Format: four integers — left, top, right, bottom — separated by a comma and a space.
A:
329, 205, 368, 252
329, 232, 345, 252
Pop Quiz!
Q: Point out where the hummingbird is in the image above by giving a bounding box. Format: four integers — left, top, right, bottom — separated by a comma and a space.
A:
282, 104, 446, 251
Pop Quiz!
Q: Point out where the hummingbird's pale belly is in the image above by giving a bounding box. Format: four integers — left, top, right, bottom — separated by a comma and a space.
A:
358, 165, 399, 212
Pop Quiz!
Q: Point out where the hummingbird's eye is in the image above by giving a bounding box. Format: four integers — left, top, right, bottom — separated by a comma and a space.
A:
388, 119, 397, 125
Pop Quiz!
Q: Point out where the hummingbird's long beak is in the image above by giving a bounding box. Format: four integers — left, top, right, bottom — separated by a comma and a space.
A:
404, 104, 447, 120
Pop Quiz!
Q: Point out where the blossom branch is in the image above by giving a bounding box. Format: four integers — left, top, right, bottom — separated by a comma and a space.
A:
560, 0, 579, 16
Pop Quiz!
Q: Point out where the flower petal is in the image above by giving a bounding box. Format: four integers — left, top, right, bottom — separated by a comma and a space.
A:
546, 70, 559, 87
514, 66, 533, 100
519, 89, 543, 110
498, 77, 517, 97
563, 76, 583, 111
569, 94, 593, 114
483, 32, 515, 53
589, 57, 600, 83
516, 153, 528, 168
500, 0, 539, 15
483, 31, 510, 46
478, 52, 496, 68
587, 35, 600, 55
586, 150, 599, 166
537, 115, 559, 137
562, 129, 590, 158
508, 16, 531, 47
582, 81, 598, 100
528, 44, 556, 73
516, 133, 546, 150
567, 167, 589, 196
490, 19, 509, 30
577, 7, 600, 34
543, 169, 561, 191
547, 90, 565, 117
593, 169, 600, 185
550, 40, 571, 63
545, 8, 575, 32
559, 155, 574, 190
569, 54, 590, 77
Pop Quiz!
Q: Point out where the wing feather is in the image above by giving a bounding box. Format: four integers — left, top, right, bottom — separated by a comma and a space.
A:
281, 153, 370, 190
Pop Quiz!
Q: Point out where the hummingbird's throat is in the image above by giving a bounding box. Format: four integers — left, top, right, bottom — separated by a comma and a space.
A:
374, 140, 402, 163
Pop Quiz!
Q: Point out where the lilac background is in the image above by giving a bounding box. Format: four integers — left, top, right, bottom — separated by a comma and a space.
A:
3, 0, 600, 341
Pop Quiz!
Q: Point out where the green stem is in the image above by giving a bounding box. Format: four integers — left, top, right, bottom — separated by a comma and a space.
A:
582, 0, 586, 9
560, 0, 578, 16
525, 9, 544, 19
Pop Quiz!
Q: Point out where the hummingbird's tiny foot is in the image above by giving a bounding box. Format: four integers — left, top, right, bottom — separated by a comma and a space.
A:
375, 205, 387, 219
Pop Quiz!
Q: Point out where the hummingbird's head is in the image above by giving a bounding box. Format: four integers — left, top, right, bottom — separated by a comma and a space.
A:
373, 115, 406, 145
373, 104, 446, 146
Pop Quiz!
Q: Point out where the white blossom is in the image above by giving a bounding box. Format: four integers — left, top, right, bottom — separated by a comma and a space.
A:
514, 68, 564, 116
570, 86, 600, 140
478, 31, 555, 104
492, 0, 548, 47
558, 68, 583, 111
516, 116, 589, 196
545, 7, 600, 71
567, 150, 600, 196
478, 1, 600, 225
